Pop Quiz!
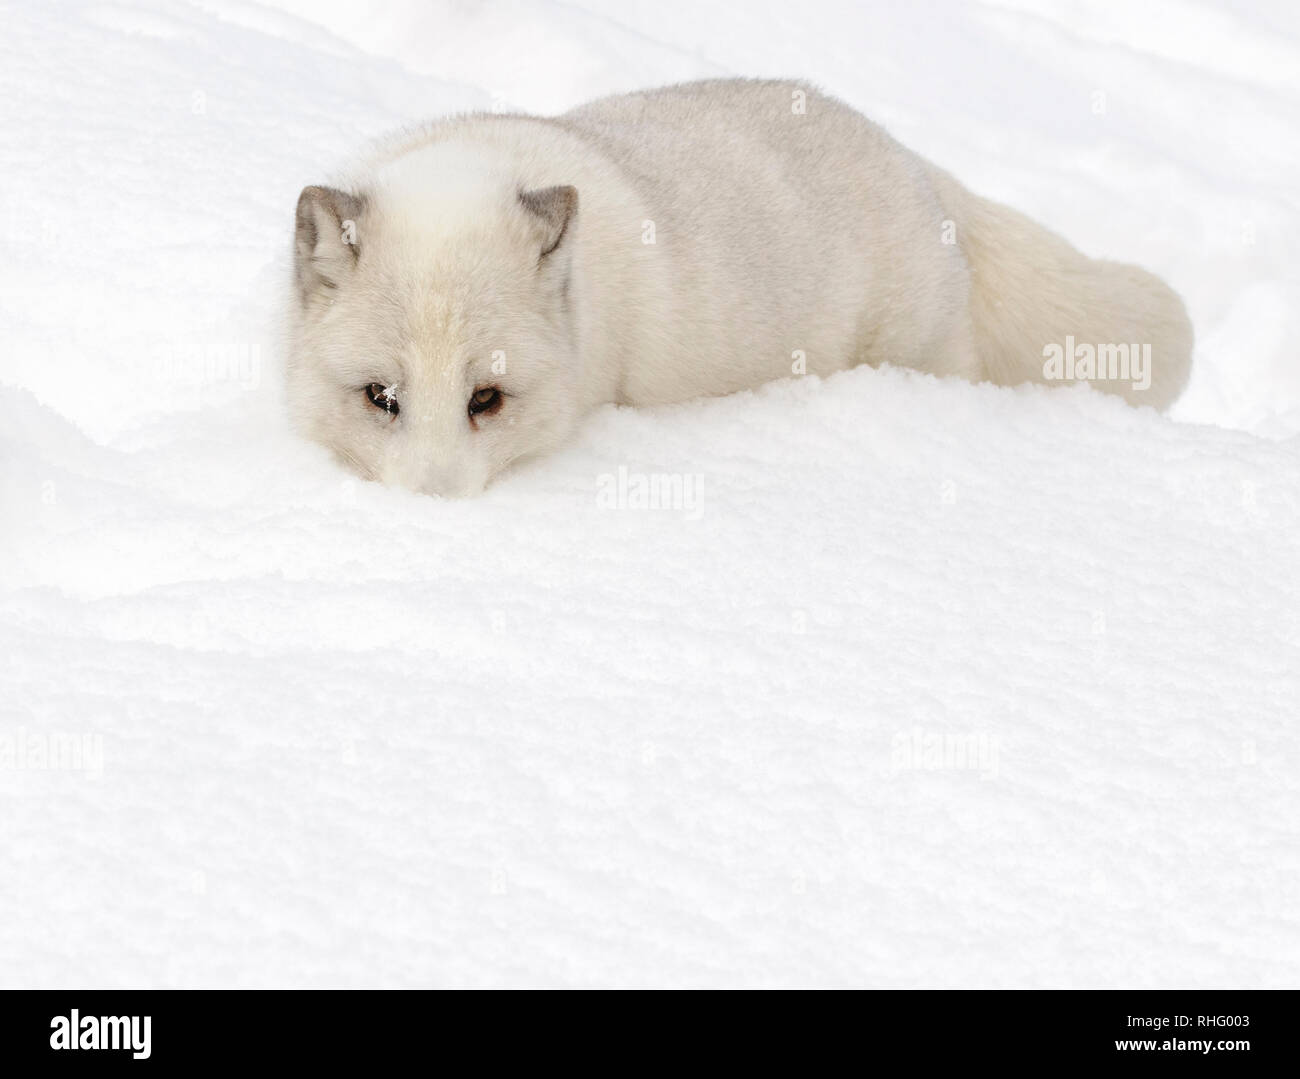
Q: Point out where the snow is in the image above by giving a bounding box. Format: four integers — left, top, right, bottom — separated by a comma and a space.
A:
1, 0, 1297, 988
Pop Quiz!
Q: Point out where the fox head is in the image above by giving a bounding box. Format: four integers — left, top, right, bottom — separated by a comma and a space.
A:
286, 150, 581, 497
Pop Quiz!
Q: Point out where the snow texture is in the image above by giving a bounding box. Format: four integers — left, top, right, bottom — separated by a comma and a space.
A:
1, 0, 1297, 988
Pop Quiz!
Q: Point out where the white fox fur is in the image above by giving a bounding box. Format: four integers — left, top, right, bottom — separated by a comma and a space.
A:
287, 78, 1192, 497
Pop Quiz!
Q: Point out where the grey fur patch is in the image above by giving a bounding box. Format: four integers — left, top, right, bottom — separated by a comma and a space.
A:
294, 185, 366, 302
519, 185, 578, 258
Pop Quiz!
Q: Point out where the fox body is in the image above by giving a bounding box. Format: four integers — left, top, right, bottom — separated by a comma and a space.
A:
287, 79, 1192, 497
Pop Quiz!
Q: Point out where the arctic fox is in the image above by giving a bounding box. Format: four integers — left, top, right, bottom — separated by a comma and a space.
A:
287, 79, 1192, 497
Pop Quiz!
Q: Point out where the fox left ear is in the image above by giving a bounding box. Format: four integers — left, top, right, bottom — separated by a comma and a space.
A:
519, 185, 578, 259
294, 185, 365, 304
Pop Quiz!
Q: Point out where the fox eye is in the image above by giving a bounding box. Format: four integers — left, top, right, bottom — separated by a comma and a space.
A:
468, 386, 502, 418
364, 382, 399, 415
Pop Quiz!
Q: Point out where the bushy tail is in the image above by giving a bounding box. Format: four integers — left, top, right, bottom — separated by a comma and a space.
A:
929, 168, 1193, 410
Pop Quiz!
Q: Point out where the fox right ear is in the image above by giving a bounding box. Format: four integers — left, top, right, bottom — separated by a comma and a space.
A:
519, 185, 578, 260
294, 185, 365, 304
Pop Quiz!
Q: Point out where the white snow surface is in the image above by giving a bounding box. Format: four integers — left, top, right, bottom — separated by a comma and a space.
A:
1, 0, 1298, 987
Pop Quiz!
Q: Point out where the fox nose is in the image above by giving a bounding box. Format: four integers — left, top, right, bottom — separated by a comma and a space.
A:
378, 428, 489, 498
420, 468, 487, 499
380, 453, 450, 497
400, 455, 488, 499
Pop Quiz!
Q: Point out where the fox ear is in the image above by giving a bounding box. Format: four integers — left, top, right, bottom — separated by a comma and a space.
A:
294, 185, 364, 303
519, 185, 578, 259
